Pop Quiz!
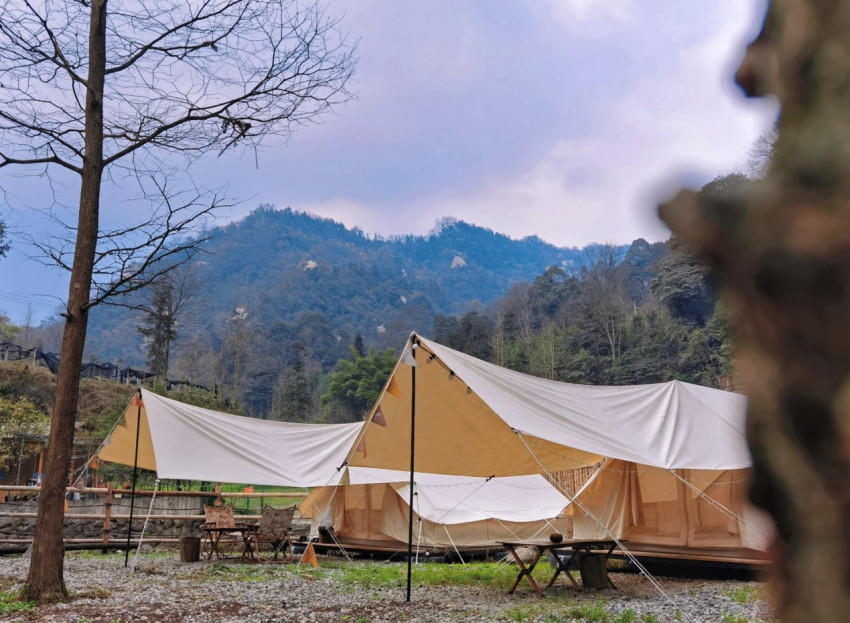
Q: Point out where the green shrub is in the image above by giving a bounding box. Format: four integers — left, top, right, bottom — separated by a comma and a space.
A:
0, 590, 36, 615
724, 584, 763, 605
616, 609, 637, 623
564, 599, 609, 622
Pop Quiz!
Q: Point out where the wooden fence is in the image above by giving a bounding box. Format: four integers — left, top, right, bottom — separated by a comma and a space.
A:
0, 484, 305, 550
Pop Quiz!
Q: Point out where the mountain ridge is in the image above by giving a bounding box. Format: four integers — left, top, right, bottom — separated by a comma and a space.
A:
85, 205, 628, 376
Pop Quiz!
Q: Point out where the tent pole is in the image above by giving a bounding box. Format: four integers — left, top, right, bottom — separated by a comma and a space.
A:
124, 390, 142, 567
406, 341, 417, 602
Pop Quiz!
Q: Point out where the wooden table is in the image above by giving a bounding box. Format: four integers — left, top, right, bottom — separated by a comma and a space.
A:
499, 539, 620, 597
203, 525, 258, 561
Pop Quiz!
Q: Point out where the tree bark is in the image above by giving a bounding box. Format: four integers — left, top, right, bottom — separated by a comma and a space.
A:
21, 0, 106, 601
660, 2, 850, 620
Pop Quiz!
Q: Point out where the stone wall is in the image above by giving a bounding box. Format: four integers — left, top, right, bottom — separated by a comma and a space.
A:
1, 495, 308, 549
0, 495, 206, 544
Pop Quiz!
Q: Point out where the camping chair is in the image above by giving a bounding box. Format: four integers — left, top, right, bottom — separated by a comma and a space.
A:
203, 504, 252, 560
250, 505, 296, 562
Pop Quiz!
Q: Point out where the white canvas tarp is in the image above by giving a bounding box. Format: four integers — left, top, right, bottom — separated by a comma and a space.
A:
323, 468, 569, 524
300, 469, 571, 549
96, 389, 360, 487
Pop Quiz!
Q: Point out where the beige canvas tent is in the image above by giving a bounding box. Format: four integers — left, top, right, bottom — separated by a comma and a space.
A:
332, 333, 770, 559
94, 336, 770, 560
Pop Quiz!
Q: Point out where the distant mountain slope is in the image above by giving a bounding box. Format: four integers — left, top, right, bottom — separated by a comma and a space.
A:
201, 209, 587, 318
85, 206, 613, 369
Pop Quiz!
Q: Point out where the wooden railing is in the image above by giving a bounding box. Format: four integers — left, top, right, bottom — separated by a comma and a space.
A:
0, 484, 306, 550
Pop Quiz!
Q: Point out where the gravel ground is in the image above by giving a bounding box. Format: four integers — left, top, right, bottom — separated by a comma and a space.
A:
0, 552, 775, 622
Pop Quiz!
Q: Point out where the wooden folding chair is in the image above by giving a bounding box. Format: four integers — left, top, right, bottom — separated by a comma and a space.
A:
250, 505, 296, 562
203, 504, 248, 560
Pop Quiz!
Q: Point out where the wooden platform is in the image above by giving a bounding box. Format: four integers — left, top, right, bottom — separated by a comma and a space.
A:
613, 543, 768, 566
608, 544, 769, 580
306, 540, 498, 561
305, 539, 768, 578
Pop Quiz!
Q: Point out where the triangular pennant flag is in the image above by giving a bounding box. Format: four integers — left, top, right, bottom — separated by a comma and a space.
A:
386, 375, 400, 397
87, 457, 98, 470
356, 437, 367, 458
63, 498, 69, 513
130, 394, 144, 408
400, 347, 418, 367
371, 405, 387, 427
300, 541, 319, 568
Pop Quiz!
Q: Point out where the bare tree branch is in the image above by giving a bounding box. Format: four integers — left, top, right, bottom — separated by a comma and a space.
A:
0, 0, 356, 175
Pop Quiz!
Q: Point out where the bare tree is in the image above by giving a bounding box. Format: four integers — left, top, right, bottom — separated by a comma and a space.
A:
0, 0, 355, 601
19, 305, 33, 349
529, 323, 558, 380
223, 303, 252, 409
490, 323, 508, 367
136, 262, 204, 383
580, 244, 631, 366
271, 342, 316, 422
171, 334, 220, 388
498, 282, 534, 340
747, 124, 778, 178
0, 216, 9, 259
30, 316, 64, 353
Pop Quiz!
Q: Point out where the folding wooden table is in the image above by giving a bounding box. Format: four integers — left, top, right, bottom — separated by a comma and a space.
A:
499, 539, 620, 597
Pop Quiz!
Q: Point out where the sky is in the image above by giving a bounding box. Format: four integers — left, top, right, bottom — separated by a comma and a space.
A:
1, 0, 777, 325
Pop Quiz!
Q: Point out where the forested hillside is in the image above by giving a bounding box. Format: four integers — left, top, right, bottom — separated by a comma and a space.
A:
316, 176, 742, 425
254, 227, 731, 424
73, 208, 601, 415
10, 176, 743, 421
425, 177, 744, 393
432, 239, 730, 388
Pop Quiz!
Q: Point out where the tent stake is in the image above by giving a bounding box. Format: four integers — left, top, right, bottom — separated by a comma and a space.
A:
406, 341, 417, 602
124, 390, 142, 567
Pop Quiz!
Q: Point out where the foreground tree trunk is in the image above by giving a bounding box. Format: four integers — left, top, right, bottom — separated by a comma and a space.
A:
660, 2, 850, 620
21, 0, 107, 601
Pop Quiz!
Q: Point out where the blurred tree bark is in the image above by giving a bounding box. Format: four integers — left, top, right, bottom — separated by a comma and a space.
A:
660, 2, 850, 621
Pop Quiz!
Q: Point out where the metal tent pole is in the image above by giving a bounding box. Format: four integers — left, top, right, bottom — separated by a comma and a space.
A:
406, 339, 417, 602
124, 391, 142, 567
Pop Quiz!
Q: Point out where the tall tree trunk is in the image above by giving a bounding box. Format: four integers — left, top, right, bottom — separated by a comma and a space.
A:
22, 0, 106, 601
163, 336, 171, 384
660, 2, 850, 620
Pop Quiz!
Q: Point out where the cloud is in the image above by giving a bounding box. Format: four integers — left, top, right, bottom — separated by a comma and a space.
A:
540, 0, 632, 25
335, 0, 778, 248
204, 0, 778, 251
